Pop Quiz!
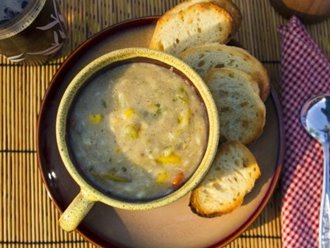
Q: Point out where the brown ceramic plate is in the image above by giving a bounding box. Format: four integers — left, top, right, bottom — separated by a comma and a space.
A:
37, 17, 284, 248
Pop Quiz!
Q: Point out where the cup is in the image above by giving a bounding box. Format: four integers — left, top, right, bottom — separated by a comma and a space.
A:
0, 0, 67, 64
55, 48, 220, 232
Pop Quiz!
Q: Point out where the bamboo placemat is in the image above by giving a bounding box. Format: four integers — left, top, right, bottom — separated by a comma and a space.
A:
0, 0, 329, 247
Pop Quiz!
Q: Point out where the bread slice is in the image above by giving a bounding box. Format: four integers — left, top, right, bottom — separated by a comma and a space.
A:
190, 141, 261, 217
179, 43, 270, 101
149, 2, 233, 56
153, 0, 241, 34
206, 67, 266, 144
212, 0, 241, 34
212, 67, 261, 96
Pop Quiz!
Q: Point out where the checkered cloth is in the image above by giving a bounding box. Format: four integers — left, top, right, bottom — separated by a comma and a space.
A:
279, 16, 330, 248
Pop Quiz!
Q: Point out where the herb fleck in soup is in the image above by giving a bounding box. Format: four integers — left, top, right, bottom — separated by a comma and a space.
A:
68, 62, 208, 201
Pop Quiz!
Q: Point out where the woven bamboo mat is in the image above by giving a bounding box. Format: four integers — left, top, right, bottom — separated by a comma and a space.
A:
0, 0, 329, 247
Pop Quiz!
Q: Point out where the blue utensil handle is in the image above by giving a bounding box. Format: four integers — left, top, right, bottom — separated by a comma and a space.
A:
320, 141, 330, 248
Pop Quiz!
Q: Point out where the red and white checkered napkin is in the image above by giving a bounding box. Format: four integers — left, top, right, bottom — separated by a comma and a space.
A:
278, 16, 330, 248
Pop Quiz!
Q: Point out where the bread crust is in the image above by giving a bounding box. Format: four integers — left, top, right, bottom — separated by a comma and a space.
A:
190, 141, 261, 217
179, 43, 270, 101
205, 67, 266, 145
155, 0, 242, 34
209, 0, 242, 34
149, 2, 233, 56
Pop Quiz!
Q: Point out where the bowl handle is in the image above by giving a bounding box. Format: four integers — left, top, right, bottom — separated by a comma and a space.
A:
59, 190, 96, 232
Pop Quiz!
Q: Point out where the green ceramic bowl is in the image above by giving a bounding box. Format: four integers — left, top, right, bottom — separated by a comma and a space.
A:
56, 47, 219, 232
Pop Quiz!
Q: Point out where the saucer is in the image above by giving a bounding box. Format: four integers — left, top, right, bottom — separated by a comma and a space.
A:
37, 17, 284, 248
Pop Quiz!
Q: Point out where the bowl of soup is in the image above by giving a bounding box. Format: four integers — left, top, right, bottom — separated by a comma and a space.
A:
56, 47, 219, 232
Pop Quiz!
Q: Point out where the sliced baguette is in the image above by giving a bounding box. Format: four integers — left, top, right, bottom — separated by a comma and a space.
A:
210, 0, 241, 34
179, 43, 270, 101
206, 67, 266, 144
149, 2, 233, 56
212, 67, 261, 96
154, 0, 242, 35
190, 141, 261, 217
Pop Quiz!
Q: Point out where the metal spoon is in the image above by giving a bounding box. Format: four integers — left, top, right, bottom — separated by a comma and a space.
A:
301, 94, 330, 247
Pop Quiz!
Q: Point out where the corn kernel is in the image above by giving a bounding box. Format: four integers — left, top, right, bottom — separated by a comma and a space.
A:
155, 171, 169, 184
124, 125, 140, 139
88, 113, 103, 124
123, 108, 135, 119
155, 153, 182, 165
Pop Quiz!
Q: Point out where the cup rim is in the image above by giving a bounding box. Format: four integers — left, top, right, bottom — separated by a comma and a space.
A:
56, 47, 220, 210
0, 0, 46, 39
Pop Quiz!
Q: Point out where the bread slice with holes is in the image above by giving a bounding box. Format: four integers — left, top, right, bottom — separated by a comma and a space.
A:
210, 0, 241, 34
190, 141, 261, 217
213, 67, 261, 96
153, 0, 242, 34
205, 67, 266, 144
179, 43, 270, 101
149, 2, 233, 56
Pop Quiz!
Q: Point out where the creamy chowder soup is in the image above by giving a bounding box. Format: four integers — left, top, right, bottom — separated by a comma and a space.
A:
68, 62, 208, 201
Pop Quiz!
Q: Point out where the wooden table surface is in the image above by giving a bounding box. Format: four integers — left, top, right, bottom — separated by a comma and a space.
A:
0, 0, 329, 247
